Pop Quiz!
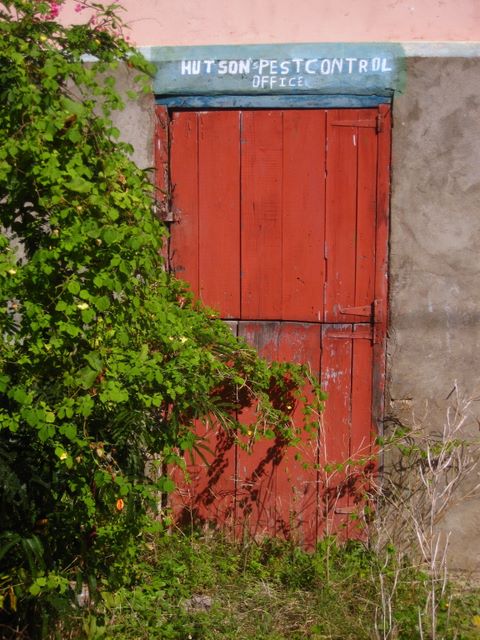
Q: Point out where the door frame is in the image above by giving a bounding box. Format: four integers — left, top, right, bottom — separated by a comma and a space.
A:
155, 94, 390, 109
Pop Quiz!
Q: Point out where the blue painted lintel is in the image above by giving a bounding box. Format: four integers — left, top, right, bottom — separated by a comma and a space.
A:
156, 94, 391, 109
143, 43, 405, 97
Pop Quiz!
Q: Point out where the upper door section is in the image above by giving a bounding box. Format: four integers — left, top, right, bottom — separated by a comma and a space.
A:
157, 106, 390, 323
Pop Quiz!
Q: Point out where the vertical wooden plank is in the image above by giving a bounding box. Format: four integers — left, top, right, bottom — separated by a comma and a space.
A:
375, 104, 391, 314
320, 325, 352, 463
320, 325, 352, 537
236, 322, 282, 539
198, 111, 241, 318
273, 323, 321, 547
241, 111, 283, 319
348, 323, 375, 539
236, 322, 321, 545
373, 105, 392, 435
282, 111, 326, 322
169, 322, 239, 532
350, 325, 374, 460
325, 109, 379, 323
355, 122, 377, 311
169, 421, 238, 532
169, 112, 199, 295
325, 110, 358, 322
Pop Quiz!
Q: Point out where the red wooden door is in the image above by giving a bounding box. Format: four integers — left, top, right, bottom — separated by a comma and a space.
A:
155, 106, 390, 545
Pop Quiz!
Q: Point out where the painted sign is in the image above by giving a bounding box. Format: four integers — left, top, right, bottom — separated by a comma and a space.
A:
142, 43, 404, 96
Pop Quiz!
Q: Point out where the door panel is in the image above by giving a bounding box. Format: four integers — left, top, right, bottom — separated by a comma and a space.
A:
171, 420, 238, 531
319, 324, 375, 537
324, 109, 379, 323
282, 111, 326, 321
156, 105, 390, 543
169, 112, 200, 293
198, 112, 241, 317
236, 322, 321, 545
169, 111, 242, 317
241, 111, 284, 319
355, 124, 378, 312
169, 321, 240, 532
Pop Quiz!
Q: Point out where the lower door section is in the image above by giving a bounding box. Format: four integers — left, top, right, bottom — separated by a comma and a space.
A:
170, 322, 376, 546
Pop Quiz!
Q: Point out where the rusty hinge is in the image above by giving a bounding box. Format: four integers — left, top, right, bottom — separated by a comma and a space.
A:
331, 115, 384, 134
329, 300, 384, 344
331, 119, 377, 128
161, 209, 175, 223
155, 199, 175, 223
339, 304, 372, 317
327, 330, 372, 340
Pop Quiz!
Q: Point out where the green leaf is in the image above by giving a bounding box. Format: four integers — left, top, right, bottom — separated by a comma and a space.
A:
81, 308, 95, 323
95, 296, 110, 311
65, 176, 92, 193
23, 408, 40, 427
67, 280, 80, 294
61, 97, 85, 116
38, 423, 55, 442
77, 395, 94, 417
59, 424, 77, 440
62, 323, 81, 337
55, 446, 67, 459
11, 387, 28, 405
157, 477, 175, 493
103, 228, 121, 244
77, 366, 99, 390
67, 128, 83, 144
0, 374, 10, 393
99, 382, 129, 403
84, 351, 103, 372
55, 300, 68, 311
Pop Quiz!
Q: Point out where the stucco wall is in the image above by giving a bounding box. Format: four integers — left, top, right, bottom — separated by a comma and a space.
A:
390, 57, 480, 414
389, 57, 480, 569
61, 0, 480, 46
113, 66, 155, 171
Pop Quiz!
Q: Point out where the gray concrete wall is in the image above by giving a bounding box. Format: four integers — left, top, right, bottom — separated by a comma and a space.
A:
114, 65, 155, 171
389, 57, 480, 569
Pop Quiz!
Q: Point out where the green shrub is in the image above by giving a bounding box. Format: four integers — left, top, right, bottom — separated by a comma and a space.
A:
0, 2, 321, 634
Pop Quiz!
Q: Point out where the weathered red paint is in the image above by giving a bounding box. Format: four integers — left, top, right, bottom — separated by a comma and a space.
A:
156, 106, 391, 544
170, 420, 238, 531
198, 112, 241, 317
282, 110, 326, 321
373, 104, 391, 432
169, 112, 200, 292
235, 322, 321, 545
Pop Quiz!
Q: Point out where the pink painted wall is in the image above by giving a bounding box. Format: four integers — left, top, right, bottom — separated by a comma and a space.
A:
62, 0, 480, 47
